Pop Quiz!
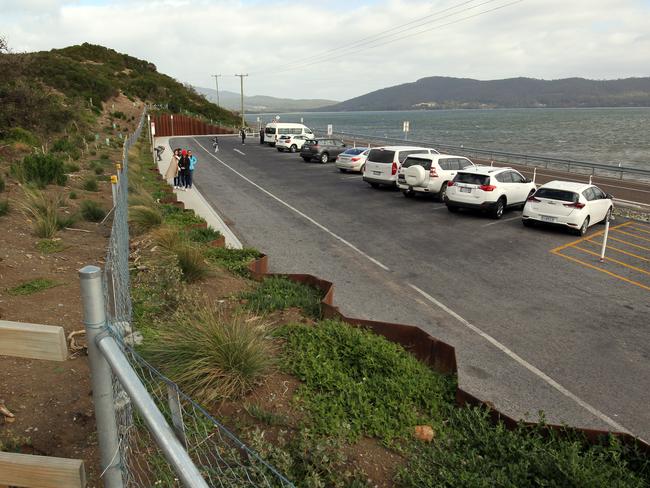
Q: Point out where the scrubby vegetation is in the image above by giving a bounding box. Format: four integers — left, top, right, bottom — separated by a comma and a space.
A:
80, 199, 106, 222
10, 153, 67, 187
8, 278, 59, 296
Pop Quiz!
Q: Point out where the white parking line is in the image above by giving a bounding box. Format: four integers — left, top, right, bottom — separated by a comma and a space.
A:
193, 138, 390, 271
407, 283, 631, 434
482, 215, 521, 227
233, 148, 246, 156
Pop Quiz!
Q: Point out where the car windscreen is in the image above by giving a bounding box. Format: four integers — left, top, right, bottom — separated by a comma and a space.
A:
402, 157, 432, 170
342, 148, 365, 156
455, 173, 490, 185
534, 188, 578, 202
265, 127, 276, 135
367, 149, 395, 163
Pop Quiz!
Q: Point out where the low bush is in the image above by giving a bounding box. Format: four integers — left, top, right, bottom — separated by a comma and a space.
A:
187, 226, 222, 244
51, 136, 81, 160
99, 152, 110, 160
111, 110, 126, 119
11, 153, 67, 187
142, 303, 274, 403
82, 176, 99, 192
63, 162, 80, 173
242, 276, 322, 319
0, 200, 8, 216
204, 247, 262, 277
19, 187, 66, 238
160, 204, 205, 227
129, 205, 163, 233
1, 127, 39, 146
80, 199, 106, 222
8, 278, 59, 296
69, 191, 78, 200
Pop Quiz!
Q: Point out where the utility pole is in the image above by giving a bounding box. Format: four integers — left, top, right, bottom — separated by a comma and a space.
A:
235, 73, 248, 129
211, 74, 221, 107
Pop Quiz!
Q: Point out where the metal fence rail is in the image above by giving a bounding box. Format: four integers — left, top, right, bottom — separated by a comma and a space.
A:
313, 127, 650, 182
82, 107, 294, 487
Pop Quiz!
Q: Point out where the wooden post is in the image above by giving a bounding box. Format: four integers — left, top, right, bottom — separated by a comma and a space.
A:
0, 452, 86, 488
0, 320, 67, 361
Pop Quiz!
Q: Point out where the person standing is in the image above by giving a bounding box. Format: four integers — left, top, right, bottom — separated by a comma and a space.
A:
186, 150, 197, 190
259, 127, 264, 144
212, 135, 219, 153
240, 127, 246, 145
165, 148, 181, 188
178, 149, 189, 190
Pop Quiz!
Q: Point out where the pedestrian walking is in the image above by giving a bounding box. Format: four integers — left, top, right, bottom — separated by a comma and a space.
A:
240, 128, 246, 145
259, 128, 264, 144
186, 150, 197, 190
178, 149, 189, 190
165, 148, 181, 188
212, 135, 219, 153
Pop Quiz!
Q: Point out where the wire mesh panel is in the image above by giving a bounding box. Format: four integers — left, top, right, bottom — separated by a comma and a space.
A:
101, 109, 294, 487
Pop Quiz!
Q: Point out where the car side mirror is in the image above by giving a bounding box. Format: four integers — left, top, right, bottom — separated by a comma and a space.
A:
342, 143, 347, 147
525, 178, 532, 183
606, 193, 613, 200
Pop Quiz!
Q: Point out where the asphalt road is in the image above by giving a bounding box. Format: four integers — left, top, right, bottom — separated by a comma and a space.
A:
172, 135, 650, 441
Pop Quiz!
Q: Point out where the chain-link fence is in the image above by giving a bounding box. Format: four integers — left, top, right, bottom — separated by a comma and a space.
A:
89, 108, 294, 487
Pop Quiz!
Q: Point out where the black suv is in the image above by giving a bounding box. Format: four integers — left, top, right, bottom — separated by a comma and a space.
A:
300, 138, 347, 163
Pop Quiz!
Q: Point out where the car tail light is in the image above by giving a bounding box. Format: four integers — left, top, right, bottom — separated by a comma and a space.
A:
429, 168, 438, 177
285, 138, 291, 143
479, 185, 496, 192
447, 181, 455, 187
351, 157, 361, 162
391, 162, 397, 175
563, 202, 586, 209
527, 196, 540, 202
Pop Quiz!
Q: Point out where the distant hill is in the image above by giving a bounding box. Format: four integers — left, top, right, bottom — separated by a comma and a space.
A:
195, 86, 338, 113
316, 76, 650, 111
0, 42, 239, 138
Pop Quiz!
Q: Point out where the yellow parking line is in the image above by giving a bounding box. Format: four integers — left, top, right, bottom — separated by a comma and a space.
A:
630, 226, 650, 235
613, 229, 650, 243
607, 236, 650, 252
552, 250, 650, 292
583, 239, 650, 262
550, 221, 632, 253
573, 246, 650, 276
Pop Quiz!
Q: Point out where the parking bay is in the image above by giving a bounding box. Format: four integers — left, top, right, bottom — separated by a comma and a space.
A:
178, 135, 650, 441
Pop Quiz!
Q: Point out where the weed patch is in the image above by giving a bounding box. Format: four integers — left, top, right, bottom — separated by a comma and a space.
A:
36, 238, 65, 254
8, 278, 59, 296
187, 226, 222, 244
242, 276, 322, 319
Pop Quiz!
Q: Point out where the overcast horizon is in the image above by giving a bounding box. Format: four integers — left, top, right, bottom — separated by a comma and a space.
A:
2, 0, 650, 100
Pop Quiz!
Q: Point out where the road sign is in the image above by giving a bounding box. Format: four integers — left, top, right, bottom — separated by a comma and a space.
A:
327, 124, 333, 135
403, 121, 410, 132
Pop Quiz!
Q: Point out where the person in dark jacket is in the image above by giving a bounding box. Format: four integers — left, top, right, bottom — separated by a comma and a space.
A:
259, 128, 264, 144
240, 128, 246, 145
178, 149, 189, 191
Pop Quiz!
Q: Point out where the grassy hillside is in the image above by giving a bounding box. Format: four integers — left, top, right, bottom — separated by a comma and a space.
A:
0, 41, 239, 140
320, 76, 650, 111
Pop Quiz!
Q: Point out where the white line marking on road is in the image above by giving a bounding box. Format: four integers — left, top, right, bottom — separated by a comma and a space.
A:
233, 148, 246, 156
432, 205, 448, 210
193, 138, 390, 271
407, 282, 632, 434
339, 175, 360, 180
482, 215, 521, 227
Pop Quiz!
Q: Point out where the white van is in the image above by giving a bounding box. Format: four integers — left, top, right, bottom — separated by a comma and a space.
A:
264, 123, 314, 146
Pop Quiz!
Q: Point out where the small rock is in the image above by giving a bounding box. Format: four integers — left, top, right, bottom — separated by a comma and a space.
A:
414, 425, 435, 442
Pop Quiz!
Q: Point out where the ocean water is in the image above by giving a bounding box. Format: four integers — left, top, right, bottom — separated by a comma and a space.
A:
246, 108, 650, 169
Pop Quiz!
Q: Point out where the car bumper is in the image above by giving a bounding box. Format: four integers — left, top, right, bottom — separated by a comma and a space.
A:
363, 175, 396, 186
522, 211, 581, 229
397, 182, 438, 193
445, 199, 498, 210
336, 161, 363, 171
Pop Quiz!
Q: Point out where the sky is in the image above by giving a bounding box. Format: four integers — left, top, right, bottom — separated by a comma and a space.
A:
1, 0, 649, 101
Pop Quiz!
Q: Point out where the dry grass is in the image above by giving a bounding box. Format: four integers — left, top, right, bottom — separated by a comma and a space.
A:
18, 187, 66, 238
129, 204, 163, 234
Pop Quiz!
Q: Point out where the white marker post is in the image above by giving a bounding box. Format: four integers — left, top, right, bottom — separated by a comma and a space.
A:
533, 167, 537, 184
600, 213, 611, 262
327, 124, 333, 136
403, 121, 410, 140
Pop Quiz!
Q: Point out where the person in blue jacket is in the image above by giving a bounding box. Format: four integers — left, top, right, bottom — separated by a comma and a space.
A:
186, 150, 197, 190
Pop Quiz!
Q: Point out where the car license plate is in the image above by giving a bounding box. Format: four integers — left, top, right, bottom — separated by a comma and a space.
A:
541, 215, 556, 222
460, 187, 471, 193
373, 171, 381, 176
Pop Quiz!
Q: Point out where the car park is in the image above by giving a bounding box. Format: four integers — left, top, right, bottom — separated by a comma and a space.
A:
446, 166, 536, 219
335, 148, 370, 172
363, 146, 439, 188
397, 154, 476, 200
300, 138, 347, 163
522, 181, 613, 235
276, 134, 313, 153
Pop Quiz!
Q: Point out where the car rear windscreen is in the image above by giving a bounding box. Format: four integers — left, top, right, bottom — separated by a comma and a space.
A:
535, 188, 578, 202
367, 149, 396, 163
455, 173, 490, 185
402, 157, 432, 170
343, 148, 365, 155
304, 139, 317, 145
265, 127, 276, 135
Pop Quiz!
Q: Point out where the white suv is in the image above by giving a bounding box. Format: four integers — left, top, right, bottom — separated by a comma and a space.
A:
446, 166, 536, 219
276, 134, 313, 153
397, 154, 476, 201
522, 181, 613, 235
363, 146, 439, 188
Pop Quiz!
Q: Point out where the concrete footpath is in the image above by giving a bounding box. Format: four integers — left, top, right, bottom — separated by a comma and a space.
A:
153, 136, 242, 249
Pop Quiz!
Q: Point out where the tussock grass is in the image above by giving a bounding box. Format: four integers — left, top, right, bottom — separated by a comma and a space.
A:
129, 205, 163, 233
143, 303, 274, 403
19, 187, 66, 238
36, 238, 65, 254
82, 176, 99, 192
242, 276, 323, 319
9, 278, 59, 296
151, 226, 210, 282
80, 199, 106, 222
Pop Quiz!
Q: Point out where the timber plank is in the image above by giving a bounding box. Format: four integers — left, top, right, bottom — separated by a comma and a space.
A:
0, 320, 68, 361
0, 452, 86, 487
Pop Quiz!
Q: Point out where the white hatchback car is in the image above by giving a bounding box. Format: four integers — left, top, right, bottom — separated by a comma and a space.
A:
363, 146, 439, 188
276, 134, 313, 153
446, 166, 536, 219
522, 181, 613, 235
335, 148, 370, 173
397, 154, 476, 201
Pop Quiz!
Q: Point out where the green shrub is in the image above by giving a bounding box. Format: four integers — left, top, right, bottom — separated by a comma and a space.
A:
36, 238, 65, 254
80, 199, 106, 222
187, 226, 222, 244
204, 247, 261, 276
82, 177, 98, 192
93, 165, 104, 175
142, 304, 273, 402
1, 127, 39, 146
160, 204, 205, 227
51, 137, 81, 159
0, 200, 8, 216
11, 153, 67, 187
8, 278, 59, 296
99, 152, 110, 160
276, 320, 455, 442
242, 276, 323, 319
63, 162, 80, 173
69, 191, 78, 200
111, 110, 126, 119
129, 205, 163, 233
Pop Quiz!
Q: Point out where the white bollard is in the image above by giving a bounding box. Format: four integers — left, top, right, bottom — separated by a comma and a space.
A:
600, 218, 610, 262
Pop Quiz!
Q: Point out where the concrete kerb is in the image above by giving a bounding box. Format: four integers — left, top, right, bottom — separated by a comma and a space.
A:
154, 136, 242, 249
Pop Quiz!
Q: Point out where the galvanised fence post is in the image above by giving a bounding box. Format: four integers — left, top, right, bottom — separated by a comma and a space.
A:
79, 265, 124, 488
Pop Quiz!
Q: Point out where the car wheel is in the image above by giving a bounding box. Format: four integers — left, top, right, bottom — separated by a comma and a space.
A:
290, 145, 297, 153
577, 216, 590, 236
438, 183, 448, 202
491, 197, 506, 219
600, 207, 612, 224
320, 153, 329, 164
403, 190, 414, 198
277, 148, 282, 152
447, 205, 459, 213
360, 164, 366, 173
522, 219, 535, 228
302, 157, 310, 162
369, 182, 379, 189
339, 168, 347, 173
